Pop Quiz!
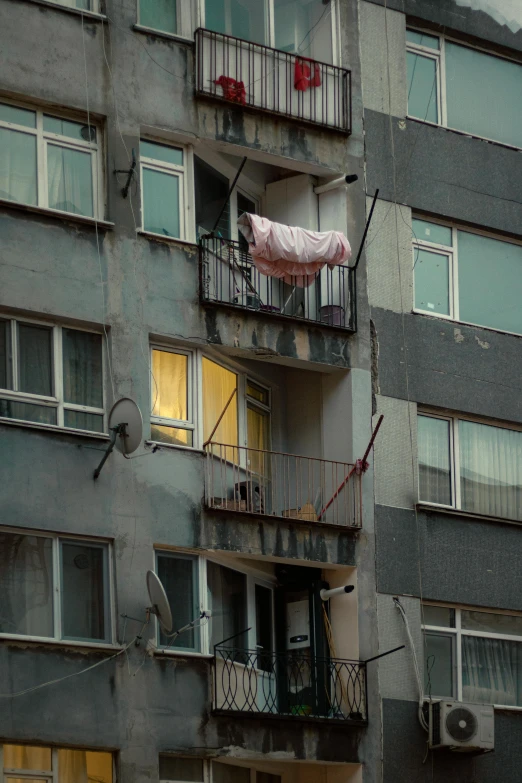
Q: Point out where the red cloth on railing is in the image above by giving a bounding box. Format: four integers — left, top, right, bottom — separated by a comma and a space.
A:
294, 57, 321, 91
214, 75, 246, 105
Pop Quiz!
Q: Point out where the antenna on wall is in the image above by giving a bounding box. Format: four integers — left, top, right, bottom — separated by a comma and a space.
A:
93, 398, 143, 480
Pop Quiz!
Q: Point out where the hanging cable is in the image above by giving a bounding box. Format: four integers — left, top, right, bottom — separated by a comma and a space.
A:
393, 597, 429, 732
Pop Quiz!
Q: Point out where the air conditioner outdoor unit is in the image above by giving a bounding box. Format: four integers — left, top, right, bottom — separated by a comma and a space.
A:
429, 701, 494, 753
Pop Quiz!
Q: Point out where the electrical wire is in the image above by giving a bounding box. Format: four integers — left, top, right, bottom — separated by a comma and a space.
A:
393, 597, 429, 732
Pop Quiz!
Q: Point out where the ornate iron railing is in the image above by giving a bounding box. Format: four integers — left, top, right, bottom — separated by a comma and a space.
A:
195, 28, 352, 133
200, 237, 356, 332
205, 443, 362, 528
213, 647, 367, 723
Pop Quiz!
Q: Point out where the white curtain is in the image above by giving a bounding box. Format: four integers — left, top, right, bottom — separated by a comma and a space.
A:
417, 416, 452, 505
462, 636, 521, 706
0, 127, 37, 204
0, 533, 53, 637
459, 420, 522, 520
47, 143, 93, 217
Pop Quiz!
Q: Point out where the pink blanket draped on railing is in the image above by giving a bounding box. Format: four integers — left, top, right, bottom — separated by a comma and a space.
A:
237, 213, 351, 287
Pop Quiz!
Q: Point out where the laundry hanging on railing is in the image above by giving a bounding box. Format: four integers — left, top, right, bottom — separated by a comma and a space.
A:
294, 56, 321, 91
214, 75, 246, 105
237, 213, 351, 287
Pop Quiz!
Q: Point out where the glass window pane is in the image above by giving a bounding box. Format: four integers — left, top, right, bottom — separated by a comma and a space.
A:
0, 103, 36, 128
459, 420, 522, 521
212, 763, 250, 783
139, 0, 176, 33
462, 636, 522, 707
247, 405, 270, 476
0, 128, 37, 205
422, 605, 455, 628
150, 424, 193, 447
18, 324, 53, 396
446, 42, 522, 149
86, 752, 113, 783
424, 632, 454, 698
140, 141, 183, 166
255, 584, 273, 655
0, 319, 12, 389
64, 410, 104, 433
43, 116, 96, 143
246, 381, 268, 405
142, 168, 180, 238
457, 231, 522, 334
157, 554, 199, 650
257, 774, 281, 783
274, 0, 332, 63
0, 399, 57, 425
207, 561, 247, 650
159, 757, 204, 781
63, 329, 103, 408
61, 542, 108, 641
0, 533, 53, 637
407, 51, 438, 123
406, 30, 439, 49
462, 610, 522, 637
7, 778, 48, 783
58, 750, 112, 783
414, 248, 450, 315
412, 219, 452, 247
205, 0, 267, 45
417, 416, 452, 505
202, 358, 238, 448
3, 745, 52, 770
47, 144, 94, 217
152, 349, 188, 421
194, 156, 230, 240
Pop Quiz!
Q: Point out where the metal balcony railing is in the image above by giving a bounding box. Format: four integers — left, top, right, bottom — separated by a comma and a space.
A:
205, 443, 362, 528
213, 647, 367, 723
200, 237, 356, 332
195, 28, 352, 133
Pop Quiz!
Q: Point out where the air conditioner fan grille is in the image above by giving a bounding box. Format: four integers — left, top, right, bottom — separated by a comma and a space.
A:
445, 706, 478, 742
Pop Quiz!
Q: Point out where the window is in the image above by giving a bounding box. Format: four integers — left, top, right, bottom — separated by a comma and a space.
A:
422, 603, 522, 708
201, 0, 336, 63
150, 345, 270, 451
0, 529, 112, 643
140, 139, 191, 240
154, 552, 274, 654
417, 413, 522, 521
1, 745, 113, 782
194, 154, 257, 242
0, 317, 104, 433
406, 28, 522, 148
412, 217, 522, 335
137, 0, 193, 36
0, 101, 101, 218
160, 757, 282, 783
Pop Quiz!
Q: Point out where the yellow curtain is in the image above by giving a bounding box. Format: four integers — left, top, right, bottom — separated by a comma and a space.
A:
3, 745, 51, 771
247, 405, 269, 476
57, 749, 112, 783
202, 358, 238, 448
152, 350, 188, 421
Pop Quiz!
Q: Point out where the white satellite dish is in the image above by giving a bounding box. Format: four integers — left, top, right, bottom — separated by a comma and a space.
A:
93, 398, 143, 479
146, 570, 173, 633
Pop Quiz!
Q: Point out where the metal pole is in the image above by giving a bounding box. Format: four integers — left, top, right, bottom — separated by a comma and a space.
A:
212, 156, 248, 234
93, 425, 125, 480
353, 188, 379, 271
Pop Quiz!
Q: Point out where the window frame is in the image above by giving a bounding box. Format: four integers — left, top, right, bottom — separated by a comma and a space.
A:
417, 410, 522, 518
422, 602, 522, 709
0, 744, 115, 783
136, 0, 193, 38
150, 345, 196, 445
0, 315, 106, 434
139, 138, 193, 242
0, 526, 114, 647
153, 549, 275, 656
412, 215, 522, 337
406, 27, 522, 150
0, 98, 103, 219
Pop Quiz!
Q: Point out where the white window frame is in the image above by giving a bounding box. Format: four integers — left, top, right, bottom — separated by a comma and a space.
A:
412, 216, 522, 337
150, 345, 196, 445
406, 27, 522, 149
0, 744, 115, 782
136, 0, 193, 38
140, 138, 194, 242
0, 98, 102, 219
197, 0, 340, 66
417, 410, 522, 517
422, 602, 522, 709
153, 549, 276, 656
160, 757, 283, 783
0, 526, 114, 647
0, 315, 106, 434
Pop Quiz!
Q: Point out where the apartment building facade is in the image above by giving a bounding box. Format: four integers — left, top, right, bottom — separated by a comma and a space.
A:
0, 2, 379, 783
360, 0, 522, 780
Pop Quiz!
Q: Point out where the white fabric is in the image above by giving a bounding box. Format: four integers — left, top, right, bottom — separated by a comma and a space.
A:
238, 213, 351, 287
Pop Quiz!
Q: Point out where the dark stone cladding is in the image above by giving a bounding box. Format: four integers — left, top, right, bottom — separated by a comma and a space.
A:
383, 699, 522, 782
371, 308, 522, 424
363, 0, 522, 53
375, 504, 522, 611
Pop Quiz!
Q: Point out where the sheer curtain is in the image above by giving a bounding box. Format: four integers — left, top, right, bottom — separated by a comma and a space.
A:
0, 533, 53, 637
417, 415, 452, 504
202, 358, 238, 453
247, 404, 269, 476
47, 144, 93, 217
207, 562, 247, 650
63, 329, 103, 408
462, 636, 521, 706
152, 350, 187, 421
3, 744, 52, 771
0, 128, 37, 204
459, 420, 522, 520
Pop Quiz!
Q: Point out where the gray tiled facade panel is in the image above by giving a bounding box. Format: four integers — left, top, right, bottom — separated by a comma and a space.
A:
359, 2, 407, 117
373, 397, 418, 509
372, 308, 522, 424
375, 504, 522, 611
366, 198, 412, 314
383, 698, 522, 782
377, 594, 422, 701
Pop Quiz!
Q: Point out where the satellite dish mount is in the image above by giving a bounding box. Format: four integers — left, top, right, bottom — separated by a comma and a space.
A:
93, 398, 143, 480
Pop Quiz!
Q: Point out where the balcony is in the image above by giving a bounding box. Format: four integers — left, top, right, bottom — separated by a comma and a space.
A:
195, 28, 352, 134
200, 237, 356, 332
213, 647, 367, 724
205, 443, 362, 528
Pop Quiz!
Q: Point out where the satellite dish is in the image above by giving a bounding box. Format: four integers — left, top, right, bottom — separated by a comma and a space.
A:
108, 398, 143, 455
146, 570, 173, 633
